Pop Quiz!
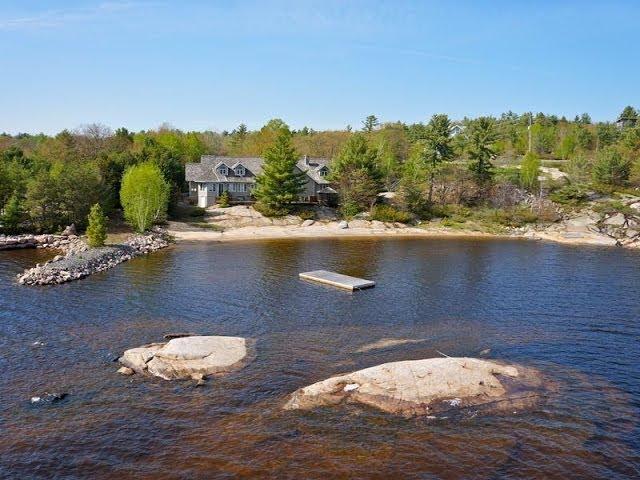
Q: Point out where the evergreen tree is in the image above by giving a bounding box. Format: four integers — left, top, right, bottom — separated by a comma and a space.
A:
86, 203, 107, 247
253, 129, 306, 214
592, 147, 631, 186
330, 134, 382, 212
466, 117, 498, 184
1, 193, 24, 234
362, 115, 380, 133
422, 114, 454, 203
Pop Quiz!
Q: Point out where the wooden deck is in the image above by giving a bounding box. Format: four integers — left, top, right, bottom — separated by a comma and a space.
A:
299, 270, 375, 291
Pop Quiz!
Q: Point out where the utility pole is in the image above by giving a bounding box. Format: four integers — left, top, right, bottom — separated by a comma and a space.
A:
527, 113, 532, 153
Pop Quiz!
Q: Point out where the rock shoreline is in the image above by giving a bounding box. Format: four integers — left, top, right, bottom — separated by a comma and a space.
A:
0, 233, 83, 252
17, 229, 171, 286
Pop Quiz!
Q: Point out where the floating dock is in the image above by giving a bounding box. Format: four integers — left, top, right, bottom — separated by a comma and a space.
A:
299, 270, 375, 291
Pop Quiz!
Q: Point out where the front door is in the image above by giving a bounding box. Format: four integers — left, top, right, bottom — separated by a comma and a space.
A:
218, 184, 224, 195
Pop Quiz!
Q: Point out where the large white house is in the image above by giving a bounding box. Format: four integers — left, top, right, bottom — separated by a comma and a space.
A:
185, 155, 336, 207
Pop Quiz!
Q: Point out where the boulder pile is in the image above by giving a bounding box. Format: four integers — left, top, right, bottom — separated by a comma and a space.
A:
0, 232, 85, 253
284, 357, 547, 417
17, 229, 170, 286
119, 335, 253, 381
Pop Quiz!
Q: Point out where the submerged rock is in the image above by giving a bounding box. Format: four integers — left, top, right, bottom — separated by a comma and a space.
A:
354, 337, 428, 353
284, 357, 546, 417
30, 392, 68, 404
119, 335, 253, 380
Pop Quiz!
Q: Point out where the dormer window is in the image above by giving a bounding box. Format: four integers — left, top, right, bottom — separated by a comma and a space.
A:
319, 167, 328, 177
218, 164, 228, 175
234, 165, 245, 176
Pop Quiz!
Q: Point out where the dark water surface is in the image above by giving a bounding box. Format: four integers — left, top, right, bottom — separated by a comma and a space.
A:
1, 238, 639, 479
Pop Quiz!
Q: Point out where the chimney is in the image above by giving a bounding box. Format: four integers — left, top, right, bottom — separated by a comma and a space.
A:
304, 155, 309, 165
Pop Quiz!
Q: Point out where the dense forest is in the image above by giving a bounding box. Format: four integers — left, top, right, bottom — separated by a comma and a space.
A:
1, 106, 639, 234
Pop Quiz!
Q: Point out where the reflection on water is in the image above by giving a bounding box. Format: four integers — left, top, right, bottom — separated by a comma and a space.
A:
1, 238, 639, 479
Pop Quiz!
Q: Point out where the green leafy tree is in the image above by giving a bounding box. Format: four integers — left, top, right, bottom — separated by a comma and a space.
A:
253, 129, 306, 214
24, 162, 103, 232
399, 150, 429, 217
86, 203, 107, 247
362, 115, 380, 133
520, 152, 541, 191
592, 147, 631, 186
1, 192, 24, 234
375, 139, 400, 191
331, 134, 382, 211
120, 162, 170, 232
466, 117, 498, 184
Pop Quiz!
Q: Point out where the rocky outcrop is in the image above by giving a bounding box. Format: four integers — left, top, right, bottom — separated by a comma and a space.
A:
119, 335, 253, 380
17, 229, 170, 286
284, 357, 546, 417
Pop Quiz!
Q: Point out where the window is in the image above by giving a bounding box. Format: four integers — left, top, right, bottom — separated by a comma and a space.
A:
218, 165, 228, 175
319, 167, 328, 177
234, 165, 245, 176
229, 183, 236, 192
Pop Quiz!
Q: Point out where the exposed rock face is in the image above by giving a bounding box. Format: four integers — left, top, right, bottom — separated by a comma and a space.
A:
61, 224, 77, 236
284, 357, 545, 417
119, 336, 252, 380
17, 229, 170, 286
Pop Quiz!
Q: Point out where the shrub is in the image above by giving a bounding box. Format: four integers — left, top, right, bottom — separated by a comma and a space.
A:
592, 147, 631, 186
218, 191, 230, 208
86, 203, 107, 247
340, 201, 361, 219
254, 201, 288, 217
550, 184, 590, 205
479, 207, 538, 227
120, 162, 170, 233
520, 152, 541, 191
370, 205, 412, 223
296, 208, 316, 221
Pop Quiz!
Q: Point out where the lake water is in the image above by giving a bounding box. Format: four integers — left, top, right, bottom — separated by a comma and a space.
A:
1, 238, 639, 479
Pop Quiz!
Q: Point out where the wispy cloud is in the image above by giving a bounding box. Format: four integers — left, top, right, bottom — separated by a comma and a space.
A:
0, 2, 152, 30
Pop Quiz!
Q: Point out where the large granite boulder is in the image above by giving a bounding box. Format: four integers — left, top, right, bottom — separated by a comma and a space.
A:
284, 357, 545, 417
119, 336, 252, 380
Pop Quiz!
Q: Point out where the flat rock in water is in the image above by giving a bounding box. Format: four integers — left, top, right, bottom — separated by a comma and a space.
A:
284, 357, 546, 417
119, 336, 251, 380
354, 337, 427, 353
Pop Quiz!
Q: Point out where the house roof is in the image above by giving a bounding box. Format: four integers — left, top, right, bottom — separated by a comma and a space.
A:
186, 155, 331, 185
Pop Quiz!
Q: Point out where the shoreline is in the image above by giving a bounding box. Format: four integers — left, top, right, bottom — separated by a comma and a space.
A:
166, 221, 632, 249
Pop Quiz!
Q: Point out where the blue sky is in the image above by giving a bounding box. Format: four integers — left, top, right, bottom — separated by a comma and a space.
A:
1, 1, 638, 134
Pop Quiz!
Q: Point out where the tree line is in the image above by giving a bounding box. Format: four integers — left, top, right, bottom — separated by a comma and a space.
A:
1, 106, 640, 233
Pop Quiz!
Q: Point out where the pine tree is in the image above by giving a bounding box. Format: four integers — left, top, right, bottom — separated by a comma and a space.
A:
253, 129, 306, 215
1, 193, 24, 234
422, 114, 454, 203
466, 117, 498, 184
86, 203, 107, 247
